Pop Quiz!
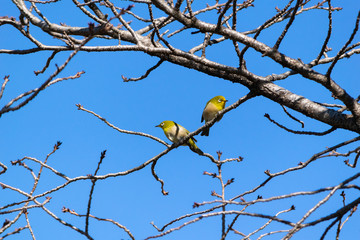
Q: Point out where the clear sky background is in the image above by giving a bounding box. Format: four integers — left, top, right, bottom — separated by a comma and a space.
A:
1, 0, 360, 239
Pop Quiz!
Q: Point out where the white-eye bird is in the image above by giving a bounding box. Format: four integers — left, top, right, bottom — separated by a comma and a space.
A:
201, 95, 228, 136
156, 120, 203, 155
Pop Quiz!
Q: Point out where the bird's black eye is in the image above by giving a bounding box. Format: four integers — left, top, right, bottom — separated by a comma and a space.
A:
161, 122, 164, 127
218, 99, 222, 103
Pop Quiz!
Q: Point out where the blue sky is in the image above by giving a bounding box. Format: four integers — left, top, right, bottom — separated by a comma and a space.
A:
1, 1, 360, 239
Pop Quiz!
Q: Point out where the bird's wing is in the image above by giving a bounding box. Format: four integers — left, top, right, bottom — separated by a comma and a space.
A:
201, 99, 212, 122
182, 127, 197, 142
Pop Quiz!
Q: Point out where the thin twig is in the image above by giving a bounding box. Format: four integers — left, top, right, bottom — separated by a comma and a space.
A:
76, 104, 169, 146
0, 226, 28, 240
315, 0, 333, 64
151, 160, 168, 195
284, 173, 360, 239
239, 0, 295, 63
63, 208, 135, 240
146, 210, 295, 239
19, 156, 69, 180
326, 11, 360, 78
0, 162, 7, 175
273, 0, 302, 50
34, 50, 60, 75
122, 59, 164, 82
0, 35, 92, 117
319, 217, 340, 240
85, 150, 107, 233
266, 136, 360, 177
243, 206, 294, 240
281, 105, 305, 128
344, 150, 360, 168
264, 113, 336, 135
24, 210, 36, 240
148, 3, 175, 50
215, 0, 232, 30
0, 75, 10, 100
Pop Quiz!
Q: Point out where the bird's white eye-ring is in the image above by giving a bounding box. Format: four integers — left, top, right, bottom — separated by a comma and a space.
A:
160, 122, 164, 127
218, 98, 222, 103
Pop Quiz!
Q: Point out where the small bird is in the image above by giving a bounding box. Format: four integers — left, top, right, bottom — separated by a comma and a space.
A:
156, 120, 203, 155
201, 96, 228, 136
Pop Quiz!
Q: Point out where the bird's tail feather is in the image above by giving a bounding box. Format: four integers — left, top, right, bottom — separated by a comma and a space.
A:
190, 146, 203, 155
187, 142, 203, 155
200, 127, 210, 136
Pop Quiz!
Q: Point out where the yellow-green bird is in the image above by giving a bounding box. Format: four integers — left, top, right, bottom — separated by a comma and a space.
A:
156, 120, 203, 155
201, 96, 228, 136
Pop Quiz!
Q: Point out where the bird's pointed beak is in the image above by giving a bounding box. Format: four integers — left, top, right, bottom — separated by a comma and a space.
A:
155, 124, 160, 128
224, 99, 228, 102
